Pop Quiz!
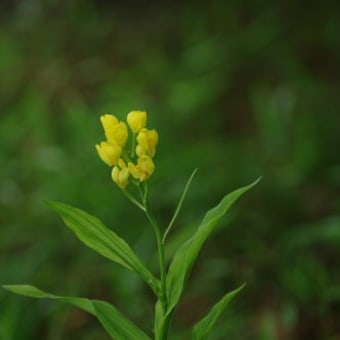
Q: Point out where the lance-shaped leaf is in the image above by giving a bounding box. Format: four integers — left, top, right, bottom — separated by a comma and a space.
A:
192, 284, 245, 340
47, 201, 159, 294
2, 285, 150, 340
166, 178, 260, 313
163, 168, 198, 243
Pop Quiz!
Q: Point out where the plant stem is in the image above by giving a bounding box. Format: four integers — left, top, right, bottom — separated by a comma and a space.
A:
140, 184, 169, 339
146, 208, 167, 307
130, 132, 136, 158
122, 189, 145, 212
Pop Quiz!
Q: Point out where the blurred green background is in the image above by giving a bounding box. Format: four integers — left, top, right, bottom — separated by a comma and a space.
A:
1, 1, 340, 339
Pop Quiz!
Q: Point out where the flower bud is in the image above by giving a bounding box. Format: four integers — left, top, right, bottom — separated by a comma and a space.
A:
128, 155, 155, 181
100, 114, 128, 147
135, 144, 146, 157
111, 122, 128, 147
100, 114, 118, 138
127, 111, 147, 133
136, 129, 159, 157
112, 166, 129, 188
95, 141, 121, 166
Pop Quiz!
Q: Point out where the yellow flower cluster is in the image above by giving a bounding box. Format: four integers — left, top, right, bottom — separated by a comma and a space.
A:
96, 111, 158, 189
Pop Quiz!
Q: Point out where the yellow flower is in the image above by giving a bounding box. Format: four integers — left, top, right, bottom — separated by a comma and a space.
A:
95, 142, 122, 166
100, 114, 128, 147
136, 128, 159, 157
128, 155, 155, 181
96, 111, 158, 185
101, 114, 119, 127
127, 111, 147, 133
111, 159, 130, 188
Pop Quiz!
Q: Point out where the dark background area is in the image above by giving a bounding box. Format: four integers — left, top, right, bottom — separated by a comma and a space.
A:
0, 1, 340, 339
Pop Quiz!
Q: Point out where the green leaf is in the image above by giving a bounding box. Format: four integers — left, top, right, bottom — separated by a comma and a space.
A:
192, 284, 245, 340
166, 178, 260, 314
47, 201, 159, 295
2, 285, 151, 340
163, 168, 198, 243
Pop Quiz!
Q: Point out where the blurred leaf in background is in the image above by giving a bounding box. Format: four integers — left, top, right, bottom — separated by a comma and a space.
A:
1, 0, 339, 339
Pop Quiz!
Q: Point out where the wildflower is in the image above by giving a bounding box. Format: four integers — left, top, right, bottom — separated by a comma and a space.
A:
100, 114, 128, 147
128, 155, 155, 181
127, 111, 147, 133
96, 110, 158, 187
95, 142, 121, 166
136, 128, 159, 157
112, 159, 130, 188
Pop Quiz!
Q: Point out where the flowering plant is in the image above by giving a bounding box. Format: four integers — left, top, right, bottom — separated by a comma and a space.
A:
3, 111, 259, 339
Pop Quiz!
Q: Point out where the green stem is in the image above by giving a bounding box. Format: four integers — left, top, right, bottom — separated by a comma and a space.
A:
130, 132, 136, 158
146, 208, 167, 307
139, 184, 169, 339
122, 189, 145, 212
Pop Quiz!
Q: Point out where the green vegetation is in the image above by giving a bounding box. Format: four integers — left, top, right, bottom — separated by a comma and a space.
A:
1, 1, 339, 339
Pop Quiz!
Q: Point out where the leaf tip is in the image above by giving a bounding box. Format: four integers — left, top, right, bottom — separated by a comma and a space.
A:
238, 282, 247, 291
45, 200, 70, 213
45, 200, 58, 209
252, 176, 262, 186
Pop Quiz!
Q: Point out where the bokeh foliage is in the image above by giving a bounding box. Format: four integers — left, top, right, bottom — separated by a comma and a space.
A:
1, 1, 340, 339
